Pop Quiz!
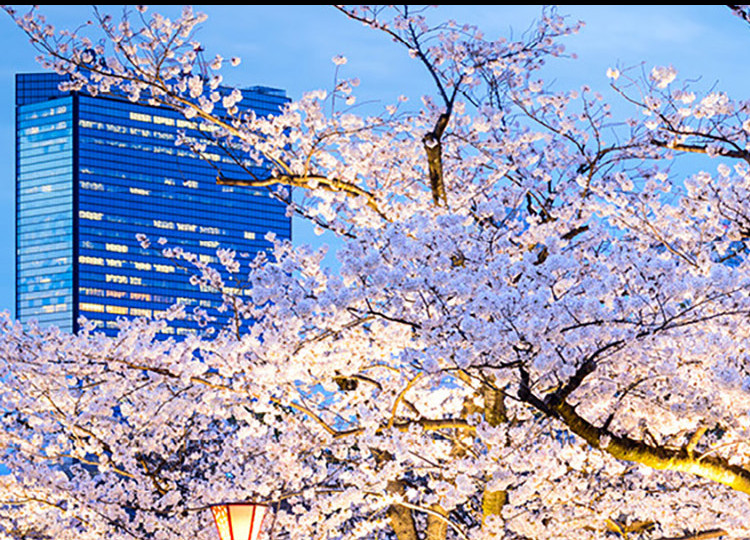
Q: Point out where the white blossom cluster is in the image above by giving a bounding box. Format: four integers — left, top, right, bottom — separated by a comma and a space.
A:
3, 5, 750, 540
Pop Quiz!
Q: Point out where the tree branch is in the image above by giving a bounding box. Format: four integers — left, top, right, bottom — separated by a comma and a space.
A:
651, 138, 750, 164
655, 529, 728, 540
553, 400, 750, 495
423, 113, 450, 206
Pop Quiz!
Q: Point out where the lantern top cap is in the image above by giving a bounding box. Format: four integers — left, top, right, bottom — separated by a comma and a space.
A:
211, 502, 268, 507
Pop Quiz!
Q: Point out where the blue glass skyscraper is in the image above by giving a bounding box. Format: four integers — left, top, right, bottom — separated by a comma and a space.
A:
16, 73, 291, 337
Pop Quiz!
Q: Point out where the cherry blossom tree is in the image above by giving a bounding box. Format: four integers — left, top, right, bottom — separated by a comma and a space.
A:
3, 5, 750, 540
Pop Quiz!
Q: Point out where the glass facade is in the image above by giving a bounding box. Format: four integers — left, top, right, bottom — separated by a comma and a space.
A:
16, 73, 291, 337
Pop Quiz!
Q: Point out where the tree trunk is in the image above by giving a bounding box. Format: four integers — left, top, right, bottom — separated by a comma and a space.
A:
426, 504, 448, 539
482, 384, 508, 525
386, 480, 419, 540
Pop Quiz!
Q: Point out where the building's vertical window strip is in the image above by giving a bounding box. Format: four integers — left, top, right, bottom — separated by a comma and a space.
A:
72, 92, 80, 333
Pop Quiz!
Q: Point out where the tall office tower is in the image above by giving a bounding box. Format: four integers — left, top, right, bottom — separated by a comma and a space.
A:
16, 73, 291, 337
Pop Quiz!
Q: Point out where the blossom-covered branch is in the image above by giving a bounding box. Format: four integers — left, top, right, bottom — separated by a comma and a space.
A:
4, 4, 750, 540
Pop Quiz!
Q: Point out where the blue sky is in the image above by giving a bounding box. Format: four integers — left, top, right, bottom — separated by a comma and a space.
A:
0, 5, 748, 318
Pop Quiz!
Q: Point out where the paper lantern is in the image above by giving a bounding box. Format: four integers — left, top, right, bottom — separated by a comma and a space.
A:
210, 503, 268, 540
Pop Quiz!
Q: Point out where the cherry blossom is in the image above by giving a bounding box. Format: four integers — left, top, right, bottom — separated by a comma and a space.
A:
3, 5, 750, 540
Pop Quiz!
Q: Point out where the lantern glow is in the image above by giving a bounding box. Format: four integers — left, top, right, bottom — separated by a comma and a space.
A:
210, 503, 267, 540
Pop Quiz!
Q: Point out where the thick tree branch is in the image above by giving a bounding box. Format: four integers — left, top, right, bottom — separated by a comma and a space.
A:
516, 360, 750, 496
386, 480, 419, 540
553, 400, 750, 495
423, 113, 450, 206
655, 529, 727, 540
426, 503, 448, 540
